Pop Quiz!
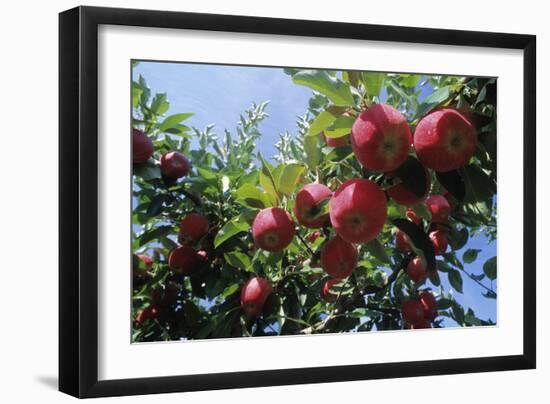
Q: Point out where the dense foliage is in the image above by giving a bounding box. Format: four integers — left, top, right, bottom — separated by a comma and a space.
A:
131, 67, 497, 342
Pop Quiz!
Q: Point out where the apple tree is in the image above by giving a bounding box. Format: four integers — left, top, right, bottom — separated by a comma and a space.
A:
131, 68, 497, 342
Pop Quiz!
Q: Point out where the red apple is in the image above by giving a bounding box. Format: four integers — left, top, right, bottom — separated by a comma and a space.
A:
329, 179, 387, 243
320, 235, 358, 279
252, 207, 295, 252
294, 183, 332, 228
419, 291, 437, 321
135, 305, 159, 325
426, 194, 451, 223
168, 246, 199, 275
406, 256, 428, 283
395, 230, 411, 252
179, 213, 209, 244
406, 208, 421, 225
387, 168, 431, 206
351, 104, 412, 172
241, 277, 273, 317
160, 151, 191, 178
320, 278, 340, 303
414, 108, 477, 172
429, 230, 448, 255
402, 299, 425, 325
133, 254, 153, 277
133, 129, 154, 164
324, 133, 350, 148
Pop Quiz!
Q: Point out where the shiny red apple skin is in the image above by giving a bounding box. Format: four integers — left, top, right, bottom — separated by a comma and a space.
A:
168, 246, 199, 275
320, 235, 358, 280
179, 213, 209, 244
330, 179, 387, 243
160, 151, 191, 178
294, 183, 332, 228
133, 129, 154, 164
351, 104, 412, 172
406, 256, 428, 283
414, 108, 476, 172
429, 230, 448, 255
426, 194, 451, 223
252, 207, 295, 252
419, 291, 438, 321
241, 277, 273, 317
402, 299, 425, 326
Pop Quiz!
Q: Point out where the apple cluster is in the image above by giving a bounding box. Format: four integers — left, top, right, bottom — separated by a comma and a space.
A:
133, 101, 477, 330
244, 104, 475, 325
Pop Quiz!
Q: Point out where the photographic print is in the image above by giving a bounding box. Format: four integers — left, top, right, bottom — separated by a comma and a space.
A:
131, 61, 497, 343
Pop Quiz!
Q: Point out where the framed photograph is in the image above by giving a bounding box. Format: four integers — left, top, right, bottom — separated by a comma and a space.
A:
59, 6, 536, 398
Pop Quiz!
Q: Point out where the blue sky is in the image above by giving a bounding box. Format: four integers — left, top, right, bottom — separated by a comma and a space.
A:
133, 61, 496, 326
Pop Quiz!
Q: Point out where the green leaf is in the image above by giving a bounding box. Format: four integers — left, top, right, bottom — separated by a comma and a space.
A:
275, 163, 306, 196
448, 269, 463, 293
365, 239, 391, 264
307, 110, 339, 137
463, 249, 481, 264
224, 251, 252, 270
437, 298, 453, 310
483, 256, 497, 280
158, 113, 194, 132
214, 214, 251, 248
324, 116, 355, 138
304, 133, 321, 171
150, 93, 169, 115
220, 283, 240, 298
133, 162, 161, 181
132, 81, 142, 108
234, 184, 271, 209
309, 198, 330, 220
258, 154, 280, 205
292, 70, 355, 106
417, 87, 450, 117
394, 156, 428, 198
448, 227, 469, 251
362, 72, 384, 99
145, 194, 170, 217
411, 203, 431, 222
436, 170, 466, 202
137, 225, 173, 247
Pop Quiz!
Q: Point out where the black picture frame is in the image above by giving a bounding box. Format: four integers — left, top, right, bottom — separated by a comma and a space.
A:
59, 5, 536, 398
